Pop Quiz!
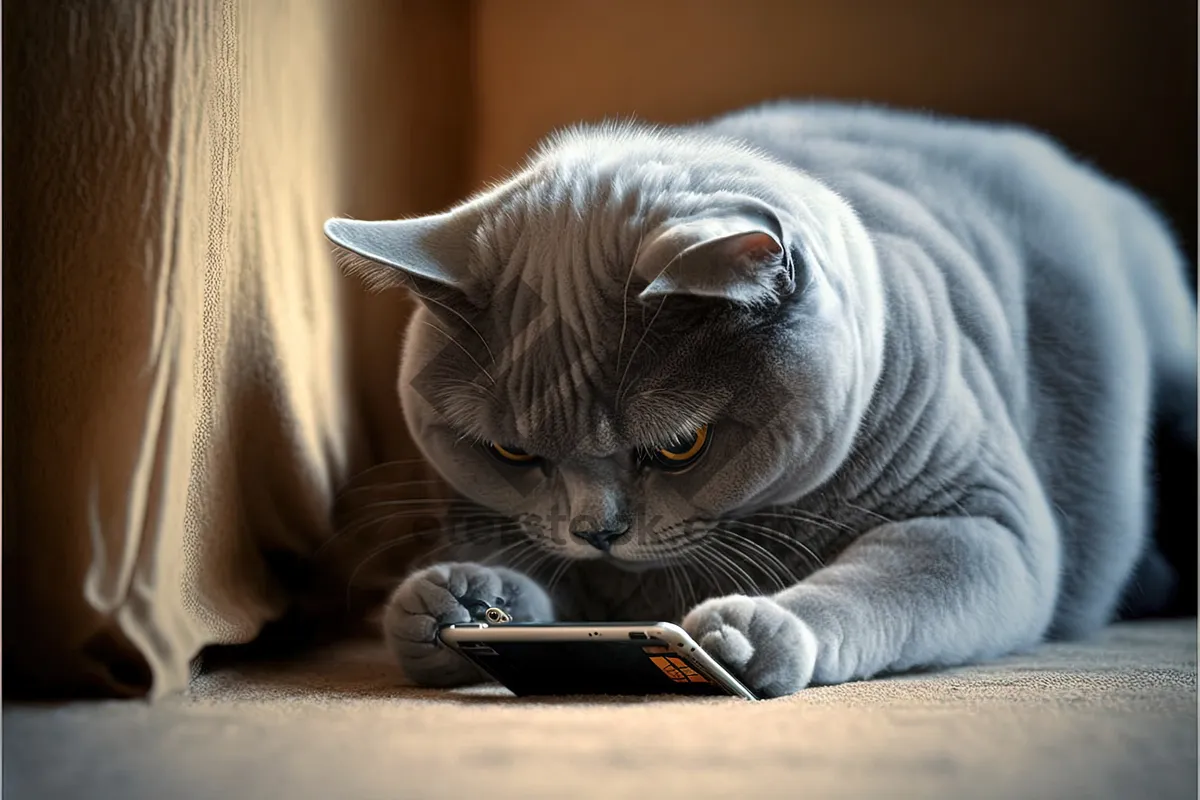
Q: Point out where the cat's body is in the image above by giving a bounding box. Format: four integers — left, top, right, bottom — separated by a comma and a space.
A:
704, 103, 1197, 638
327, 102, 1196, 697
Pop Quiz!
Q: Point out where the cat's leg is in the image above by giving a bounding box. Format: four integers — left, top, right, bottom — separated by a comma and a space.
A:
382, 562, 554, 687
683, 516, 1057, 698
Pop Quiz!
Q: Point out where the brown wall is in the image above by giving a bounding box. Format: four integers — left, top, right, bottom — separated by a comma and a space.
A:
333, 1, 475, 465
469, 0, 1196, 259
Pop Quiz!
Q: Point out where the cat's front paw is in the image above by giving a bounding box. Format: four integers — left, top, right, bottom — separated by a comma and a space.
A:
382, 562, 553, 687
683, 595, 817, 698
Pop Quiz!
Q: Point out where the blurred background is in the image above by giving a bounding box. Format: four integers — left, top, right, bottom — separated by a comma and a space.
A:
339, 0, 1196, 257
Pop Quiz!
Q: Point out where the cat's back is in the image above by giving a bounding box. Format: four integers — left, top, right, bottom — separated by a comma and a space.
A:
699, 101, 1197, 631
700, 100, 1084, 196
699, 99, 1133, 264
699, 100, 1194, 410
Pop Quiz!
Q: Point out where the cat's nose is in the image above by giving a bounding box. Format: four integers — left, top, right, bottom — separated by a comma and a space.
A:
571, 523, 629, 552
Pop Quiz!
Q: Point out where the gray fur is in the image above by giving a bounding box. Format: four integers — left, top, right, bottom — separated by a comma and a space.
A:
382, 563, 552, 686
328, 102, 1197, 698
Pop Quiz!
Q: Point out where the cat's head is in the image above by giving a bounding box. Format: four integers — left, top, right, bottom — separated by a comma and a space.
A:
326, 123, 884, 566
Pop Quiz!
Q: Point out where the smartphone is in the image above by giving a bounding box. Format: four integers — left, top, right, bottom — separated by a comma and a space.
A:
437, 619, 759, 700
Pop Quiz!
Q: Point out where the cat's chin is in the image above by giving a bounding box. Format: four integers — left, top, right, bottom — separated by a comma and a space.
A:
599, 553, 669, 574
554, 545, 669, 572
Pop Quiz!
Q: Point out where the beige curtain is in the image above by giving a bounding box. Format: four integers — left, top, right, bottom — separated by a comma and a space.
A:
2, 0, 459, 699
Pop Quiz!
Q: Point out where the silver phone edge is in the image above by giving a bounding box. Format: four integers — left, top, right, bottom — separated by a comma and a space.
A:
437, 621, 759, 701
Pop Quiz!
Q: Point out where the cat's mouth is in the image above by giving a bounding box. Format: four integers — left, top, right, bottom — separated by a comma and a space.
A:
597, 551, 664, 573
505, 512, 716, 571
585, 521, 717, 572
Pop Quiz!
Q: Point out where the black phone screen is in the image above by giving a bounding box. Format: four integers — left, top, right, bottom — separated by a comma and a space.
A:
451, 638, 735, 697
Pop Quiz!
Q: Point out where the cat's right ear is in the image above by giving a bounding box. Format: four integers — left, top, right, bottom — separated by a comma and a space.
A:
323, 210, 483, 318
632, 200, 802, 307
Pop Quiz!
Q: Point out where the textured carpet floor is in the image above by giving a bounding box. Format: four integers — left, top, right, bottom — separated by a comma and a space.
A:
5, 620, 1196, 799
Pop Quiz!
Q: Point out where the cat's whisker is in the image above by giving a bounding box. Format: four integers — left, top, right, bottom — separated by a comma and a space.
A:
419, 292, 497, 366
463, 532, 525, 568
325, 507, 499, 553
348, 497, 474, 513
705, 537, 772, 595
759, 508, 855, 532
336, 479, 444, 503
736, 535, 796, 591
482, 536, 540, 569
333, 460, 435, 494
686, 547, 725, 596
660, 559, 682, 611
344, 523, 497, 608
710, 528, 795, 592
675, 562, 692, 614
338, 456, 432, 476
412, 520, 519, 564
499, 547, 535, 575
518, 544, 553, 578
331, 508, 447, 537
657, 539, 717, 596
441, 512, 514, 527
331, 526, 444, 560
616, 216, 649, 377
841, 501, 895, 524
676, 558, 700, 611
722, 519, 826, 570
422, 320, 497, 385
501, 536, 566, 580
516, 554, 552, 585
692, 542, 749, 596
545, 555, 574, 595
615, 290, 671, 407
335, 478, 446, 499
751, 509, 852, 537
343, 517, 505, 568
439, 378, 500, 403
939, 491, 973, 520
699, 544, 745, 595
412, 536, 482, 568
356, 503, 490, 518
663, 562, 684, 617
315, 512, 460, 560
452, 521, 526, 548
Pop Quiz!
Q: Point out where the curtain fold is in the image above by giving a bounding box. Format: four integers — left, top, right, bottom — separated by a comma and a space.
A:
2, 0, 442, 699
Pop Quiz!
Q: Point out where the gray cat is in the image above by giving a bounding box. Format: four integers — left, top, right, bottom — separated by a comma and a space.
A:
325, 102, 1197, 698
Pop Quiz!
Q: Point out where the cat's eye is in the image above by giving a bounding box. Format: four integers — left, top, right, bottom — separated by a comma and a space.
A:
487, 441, 539, 466
647, 424, 711, 471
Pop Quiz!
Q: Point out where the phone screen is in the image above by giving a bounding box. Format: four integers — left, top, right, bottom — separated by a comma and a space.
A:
451, 638, 736, 697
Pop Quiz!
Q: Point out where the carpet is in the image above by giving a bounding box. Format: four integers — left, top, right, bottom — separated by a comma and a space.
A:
5, 619, 1196, 799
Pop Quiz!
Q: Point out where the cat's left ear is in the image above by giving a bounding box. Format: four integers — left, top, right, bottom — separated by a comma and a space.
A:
633, 201, 800, 306
323, 208, 483, 314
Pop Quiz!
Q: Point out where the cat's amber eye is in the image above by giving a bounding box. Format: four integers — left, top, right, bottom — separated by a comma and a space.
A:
649, 424, 711, 471
487, 442, 538, 466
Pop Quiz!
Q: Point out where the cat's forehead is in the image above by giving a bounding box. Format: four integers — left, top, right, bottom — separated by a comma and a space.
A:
476, 176, 654, 288
473, 131, 767, 282
429, 127, 795, 455
473, 306, 745, 457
